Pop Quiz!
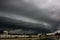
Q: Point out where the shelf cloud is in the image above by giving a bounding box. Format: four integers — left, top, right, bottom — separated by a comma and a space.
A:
0, 0, 60, 34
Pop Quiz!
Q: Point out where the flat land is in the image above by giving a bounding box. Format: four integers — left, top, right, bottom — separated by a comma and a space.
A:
0, 37, 40, 40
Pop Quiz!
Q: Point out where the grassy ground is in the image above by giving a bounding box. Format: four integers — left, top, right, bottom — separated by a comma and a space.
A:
0, 37, 40, 40
0, 37, 60, 40
0, 35, 60, 40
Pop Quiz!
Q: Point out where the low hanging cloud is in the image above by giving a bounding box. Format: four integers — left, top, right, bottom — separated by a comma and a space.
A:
0, 0, 60, 34
0, 12, 52, 30
9, 29, 36, 34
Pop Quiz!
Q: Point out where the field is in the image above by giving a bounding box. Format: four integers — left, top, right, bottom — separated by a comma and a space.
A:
0, 36, 60, 40
0, 34, 60, 40
0, 37, 40, 40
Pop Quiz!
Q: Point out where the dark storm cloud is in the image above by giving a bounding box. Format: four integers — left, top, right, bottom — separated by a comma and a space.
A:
0, 0, 60, 34
0, 12, 52, 33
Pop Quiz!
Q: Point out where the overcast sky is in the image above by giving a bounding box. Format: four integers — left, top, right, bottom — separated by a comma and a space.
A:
0, 0, 60, 34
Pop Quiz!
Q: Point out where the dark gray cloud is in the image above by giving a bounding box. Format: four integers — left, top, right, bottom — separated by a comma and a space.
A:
0, 0, 60, 34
